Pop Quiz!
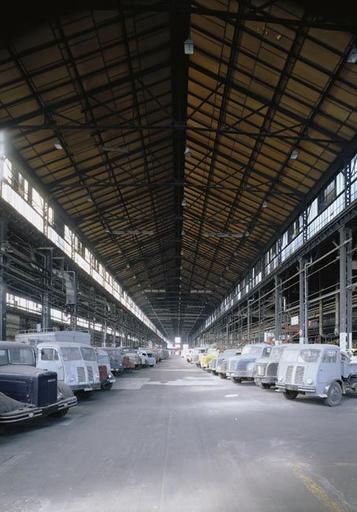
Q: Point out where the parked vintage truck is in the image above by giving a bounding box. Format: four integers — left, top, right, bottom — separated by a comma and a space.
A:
95, 348, 116, 390
36, 341, 101, 393
101, 347, 123, 376
0, 342, 77, 424
276, 344, 357, 406
227, 343, 272, 383
254, 345, 287, 389
16, 330, 101, 393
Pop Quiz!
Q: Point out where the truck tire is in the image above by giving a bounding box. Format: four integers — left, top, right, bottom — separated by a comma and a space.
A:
232, 377, 242, 383
262, 383, 272, 389
283, 390, 298, 400
325, 382, 342, 407
219, 373, 226, 379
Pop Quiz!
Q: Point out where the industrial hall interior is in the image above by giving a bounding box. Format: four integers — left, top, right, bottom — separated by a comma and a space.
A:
0, 1, 357, 511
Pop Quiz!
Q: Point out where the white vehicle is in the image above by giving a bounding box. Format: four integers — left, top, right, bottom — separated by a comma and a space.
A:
254, 345, 287, 389
36, 342, 101, 393
227, 344, 272, 383
95, 349, 116, 390
145, 351, 156, 367
138, 350, 156, 367
276, 344, 357, 406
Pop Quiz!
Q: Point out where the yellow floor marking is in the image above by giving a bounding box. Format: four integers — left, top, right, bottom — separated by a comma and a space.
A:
294, 467, 344, 512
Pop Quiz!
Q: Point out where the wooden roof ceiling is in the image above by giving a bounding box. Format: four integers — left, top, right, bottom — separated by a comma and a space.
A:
0, 0, 356, 339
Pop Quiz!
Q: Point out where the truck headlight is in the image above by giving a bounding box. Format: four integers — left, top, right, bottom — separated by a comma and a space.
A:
306, 378, 313, 385
278, 377, 283, 382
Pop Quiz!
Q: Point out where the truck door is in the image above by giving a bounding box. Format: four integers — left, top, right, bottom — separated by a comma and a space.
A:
317, 349, 339, 386
38, 347, 64, 381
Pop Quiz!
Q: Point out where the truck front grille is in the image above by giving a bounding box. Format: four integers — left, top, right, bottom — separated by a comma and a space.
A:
87, 366, 94, 383
255, 364, 266, 376
295, 366, 305, 385
99, 365, 108, 381
266, 363, 278, 377
228, 359, 236, 371
286, 365, 294, 384
77, 367, 86, 383
37, 373, 57, 406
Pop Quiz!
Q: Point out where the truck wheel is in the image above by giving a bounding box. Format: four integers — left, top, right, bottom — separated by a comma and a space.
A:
283, 390, 298, 400
325, 382, 342, 407
219, 373, 227, 379
262, 383, 272, 389
49, 408, 69, 418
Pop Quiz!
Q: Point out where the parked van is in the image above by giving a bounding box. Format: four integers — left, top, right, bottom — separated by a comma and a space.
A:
276, 344, 357, 406
36, 342, 101, 393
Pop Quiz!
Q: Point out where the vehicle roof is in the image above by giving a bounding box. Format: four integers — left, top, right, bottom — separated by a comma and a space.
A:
0, 342, 34, 350
283, 343, 339, 350
36, 341, 95, 349
243, 343, 271, 348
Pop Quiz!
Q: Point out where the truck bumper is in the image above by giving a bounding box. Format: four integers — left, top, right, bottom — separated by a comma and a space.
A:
254, 377, 277, 386
0, 396, 77, 425
42, 396, 78, 416
72, 383, 101, 392
276, 384, 318, 395
0, 405, 43, 424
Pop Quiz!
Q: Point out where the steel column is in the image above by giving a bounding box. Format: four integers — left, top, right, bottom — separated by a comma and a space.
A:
299, 258, 308, 343
0, 219, 7, 340
41, 249, 52, 330
318, 299, 324, 340
274, 275, 282, 342
339, 227, 352, 351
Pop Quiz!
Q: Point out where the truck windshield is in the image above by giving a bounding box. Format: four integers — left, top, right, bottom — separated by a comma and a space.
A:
262, 347, 272, 358
281, 349, 299, 363
242, 346, 263, 356
270, 347, 283, 361
298, 349, 321, 363
8, 347, 35, 365
80, 347, 97, 361
61, 347, 81, 361
0, 349, 8, 365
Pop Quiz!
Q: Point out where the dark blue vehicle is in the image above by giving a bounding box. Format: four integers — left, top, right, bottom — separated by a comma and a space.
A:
0, 342, 77, 425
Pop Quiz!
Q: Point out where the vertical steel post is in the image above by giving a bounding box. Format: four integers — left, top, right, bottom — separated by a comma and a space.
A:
0, 219, 7, 341
299, 258, 308, 344
247, 299, 253, 342
41, 249, 52, 331
274, 275, 282, 343
318, 299, 324, 340
339, 227, 352, 351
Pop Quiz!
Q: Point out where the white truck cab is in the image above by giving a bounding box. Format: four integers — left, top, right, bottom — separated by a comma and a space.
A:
36, 342, 101, 392
276, 343, 357, 406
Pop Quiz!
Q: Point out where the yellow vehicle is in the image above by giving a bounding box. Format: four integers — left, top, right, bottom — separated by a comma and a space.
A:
200, 350, 219, 370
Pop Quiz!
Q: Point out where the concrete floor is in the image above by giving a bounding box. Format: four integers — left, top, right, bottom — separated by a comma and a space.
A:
1, 357, 357, 512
